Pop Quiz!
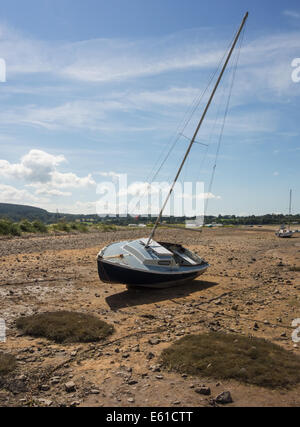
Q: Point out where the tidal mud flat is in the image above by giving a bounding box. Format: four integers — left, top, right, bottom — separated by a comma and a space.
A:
0, 227, 299, 407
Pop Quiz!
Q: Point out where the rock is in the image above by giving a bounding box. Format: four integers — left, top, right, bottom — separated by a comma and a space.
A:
195, 386, 211, 396
40, 384, 50, 391
146, 352, 155, 360
128, 380, 138, 385
16, 375, 26, 381
215, 391, 233, 404
50, 376, 61, 384
127, 397, 135, 403
65, 381, 76, 393
150, 364, 161, 372
37, 398, 52, 407
90, 389, 100, 394
149, 338, 160, 345
70, 401, 81, 407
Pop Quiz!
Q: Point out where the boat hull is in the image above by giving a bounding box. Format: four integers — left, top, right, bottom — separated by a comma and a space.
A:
275, 232, 293, 238
97, 258, 209, 289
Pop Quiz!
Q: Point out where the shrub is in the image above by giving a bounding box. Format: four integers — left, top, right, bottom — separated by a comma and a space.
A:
32, 220, 48, 233
98, 224, 117, 232
161, 332, 300, 389
0, 220, 21, 236
0, 352, 17, 375
52, 222, 71, 232
0, 219, 12, 235
19, 219, 35, 233
16, 311, 114, 344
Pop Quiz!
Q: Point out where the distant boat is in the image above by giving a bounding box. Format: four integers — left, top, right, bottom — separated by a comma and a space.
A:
275, 189, 293, 238
97, 12, 249, 288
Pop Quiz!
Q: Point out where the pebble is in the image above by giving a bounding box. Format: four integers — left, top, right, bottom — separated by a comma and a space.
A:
148, 338, 160, 345
65, 381, 76, 393
195, 387, 211, 396
37, 399, 53, 407
146, 352, 155, 360
40, 384, 50, 391
215, 391, 233, 404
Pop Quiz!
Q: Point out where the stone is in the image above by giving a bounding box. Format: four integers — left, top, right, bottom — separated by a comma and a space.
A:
148, 338, 160, 345
39, 399, 53, 407
150, 364, 161, 372
195, 386, 211, 396
50, 376, 61, 384
65, 381, 76, 393
70, 401, 81, 407
128, 380, 138, 385
215, 391, 233, 404
40, 384, 50, 391
146, 352, 155, 360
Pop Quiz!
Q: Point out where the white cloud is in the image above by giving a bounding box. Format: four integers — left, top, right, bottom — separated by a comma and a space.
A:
51, 171, 95, 188
34, 188, 72, 197
0, 150, 65, 183
283, 10, 300, 19
0, 150, 96, 196
0, 184, 40, 203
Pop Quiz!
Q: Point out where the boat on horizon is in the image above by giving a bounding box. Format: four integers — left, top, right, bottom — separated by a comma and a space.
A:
275, 189, 293, 238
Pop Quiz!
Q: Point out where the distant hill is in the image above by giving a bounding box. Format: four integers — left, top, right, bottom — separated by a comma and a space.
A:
0, 203, 100, 223
0, 203, 54, 222
0, 203, 299, 225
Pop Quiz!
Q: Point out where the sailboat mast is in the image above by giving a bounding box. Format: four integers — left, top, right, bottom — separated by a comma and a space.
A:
146, 12, 249, 247
288, 189, 292, 229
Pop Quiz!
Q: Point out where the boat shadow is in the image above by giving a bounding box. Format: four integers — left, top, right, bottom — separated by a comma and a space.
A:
105, 279, 218, 310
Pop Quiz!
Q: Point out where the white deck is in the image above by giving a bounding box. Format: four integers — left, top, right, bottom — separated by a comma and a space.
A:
139, 238, 173, 256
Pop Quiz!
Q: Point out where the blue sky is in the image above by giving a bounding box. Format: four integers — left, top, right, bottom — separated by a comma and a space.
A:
0, 0, 299, 216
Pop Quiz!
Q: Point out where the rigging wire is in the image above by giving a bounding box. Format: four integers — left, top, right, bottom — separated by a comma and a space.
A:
129, 32, 238, 216
204, 24, 246, 218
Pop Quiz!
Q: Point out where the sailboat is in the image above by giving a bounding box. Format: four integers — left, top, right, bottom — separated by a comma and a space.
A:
97, 12, 249, 288
275, 189, 293, 238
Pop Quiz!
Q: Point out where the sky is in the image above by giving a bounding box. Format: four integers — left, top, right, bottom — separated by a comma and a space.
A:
0, 0, 299, 216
